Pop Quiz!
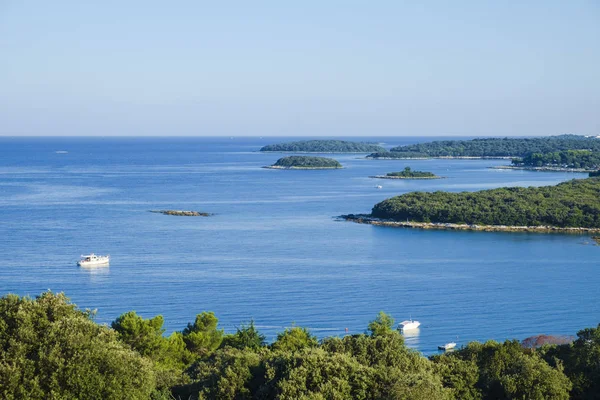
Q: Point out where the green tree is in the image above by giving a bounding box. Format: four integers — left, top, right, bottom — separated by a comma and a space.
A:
0, 292, 156, 399
182, 311, 224, 355
221, 320, 266, 350
271, 326, 318, 352
367, 311, 395, 336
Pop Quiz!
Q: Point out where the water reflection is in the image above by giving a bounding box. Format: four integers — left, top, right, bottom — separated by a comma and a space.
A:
78, 265, 110, 276
401, 327, 420, 348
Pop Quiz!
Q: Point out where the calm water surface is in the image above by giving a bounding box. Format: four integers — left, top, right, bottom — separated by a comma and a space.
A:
0, 136, 597, 354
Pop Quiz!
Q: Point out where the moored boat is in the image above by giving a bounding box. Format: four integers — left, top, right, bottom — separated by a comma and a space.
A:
438, 342, 457, 351
399, 319, 421, 331
77, 253, 110, 267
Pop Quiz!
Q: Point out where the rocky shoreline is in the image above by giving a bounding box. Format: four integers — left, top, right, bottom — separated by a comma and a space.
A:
340, 214, 600, 234
150, 210, 211, 217
490, 166, 591, 173
369, 175, 443, 180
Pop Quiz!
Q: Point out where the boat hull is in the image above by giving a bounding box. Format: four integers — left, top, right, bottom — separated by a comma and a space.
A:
77, 259, 110, 267
400, 321, 421, 330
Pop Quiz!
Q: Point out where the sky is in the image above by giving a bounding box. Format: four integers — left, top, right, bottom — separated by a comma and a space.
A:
0, 1, 599, 137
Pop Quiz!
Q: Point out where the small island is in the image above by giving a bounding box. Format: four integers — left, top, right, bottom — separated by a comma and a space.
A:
260, 140, 385, 153
150, 210, 211, 217
264, 156, 342, 170
342, 177, 600, 233
371, 167, 441, 180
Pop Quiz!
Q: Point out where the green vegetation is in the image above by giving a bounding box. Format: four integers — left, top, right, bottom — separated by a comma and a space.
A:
386, 167, 439, 178
3, 292, 600, 399
386, 135, 600, 158
589, 170, 600, 177
268, 155, 342, 169
260, 140, 385, 153
371, 177, 600, 227
366, 151, 430, 159
511, 150, 600, 169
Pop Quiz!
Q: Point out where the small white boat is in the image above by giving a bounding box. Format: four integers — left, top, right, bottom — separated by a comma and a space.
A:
438, 342, 457, 351
399, 319, 421, 331
376, 185, 383, 189
77, 253, 110, 267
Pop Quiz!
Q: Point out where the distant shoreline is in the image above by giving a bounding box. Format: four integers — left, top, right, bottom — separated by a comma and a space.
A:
341, 214, 600, 234
366, 156, 514, 160
490, 165, 592, 173
369, 175, 443, 180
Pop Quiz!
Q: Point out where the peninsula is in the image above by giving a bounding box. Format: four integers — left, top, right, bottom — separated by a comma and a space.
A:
367, 135, 600, 159
371, 167, 442, 180
496, 150, 600, 172
264, 156, 342, 170
343, 177, 600, 232
260, 140, 385, 153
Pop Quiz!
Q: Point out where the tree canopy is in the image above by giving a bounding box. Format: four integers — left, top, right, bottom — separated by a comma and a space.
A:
260, 140, 385, 153
270, 156, 342, 169
386, 135, 600, 158
370, 177, 600, 228
386, 167, 438, 178
512, 150, 600, 169
0, 291, 597, 400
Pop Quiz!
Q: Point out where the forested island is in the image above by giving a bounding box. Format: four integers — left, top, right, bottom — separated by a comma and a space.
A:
4, 291, 600, 399
260, 140, 385, 153
508, 150, 600, 170
367, 135, 600, 159
344, 177, 600, 232
264, 156, 342, 169
371, 167, 441, 179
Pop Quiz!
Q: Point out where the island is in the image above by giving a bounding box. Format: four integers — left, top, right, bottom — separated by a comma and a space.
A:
260, 140, 385, 153
342, 177, 600, 233
492, 150, 600, 172
371, 167, 442, 179
150, 210, 211, 217
264, 156, 343, 170
367, 135, 600, 159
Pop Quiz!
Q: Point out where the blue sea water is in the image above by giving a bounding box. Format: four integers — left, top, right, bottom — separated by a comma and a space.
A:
0, 136, 598, 354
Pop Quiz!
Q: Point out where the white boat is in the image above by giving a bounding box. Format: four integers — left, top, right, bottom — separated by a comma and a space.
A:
399, 319, 421, 331
438, 342, 457, 351
77, 253, 110, 267
376, 185, 383, 189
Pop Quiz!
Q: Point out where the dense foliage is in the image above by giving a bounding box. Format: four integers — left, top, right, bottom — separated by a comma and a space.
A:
2, 292, 600, 399
512, 150, 600, 169
387, 135, 600, 157
271, 156, 342, 169
371, 177, 600, 227
260, 140, 385, 153
590, 170, 600, 177
386, 167, 437, 178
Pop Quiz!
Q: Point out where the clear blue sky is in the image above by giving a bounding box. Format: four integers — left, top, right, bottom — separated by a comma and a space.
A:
1, 1, 598, 136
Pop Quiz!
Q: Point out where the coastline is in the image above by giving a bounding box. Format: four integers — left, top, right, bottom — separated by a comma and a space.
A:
340, 214, 600, 234
490, 165, 592, 173
366, 156, 514, 160
262, 165, 342, 170
369, 175, 443, 180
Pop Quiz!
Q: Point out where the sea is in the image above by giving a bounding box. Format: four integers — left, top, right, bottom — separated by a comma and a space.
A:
0, 136, 597, 355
